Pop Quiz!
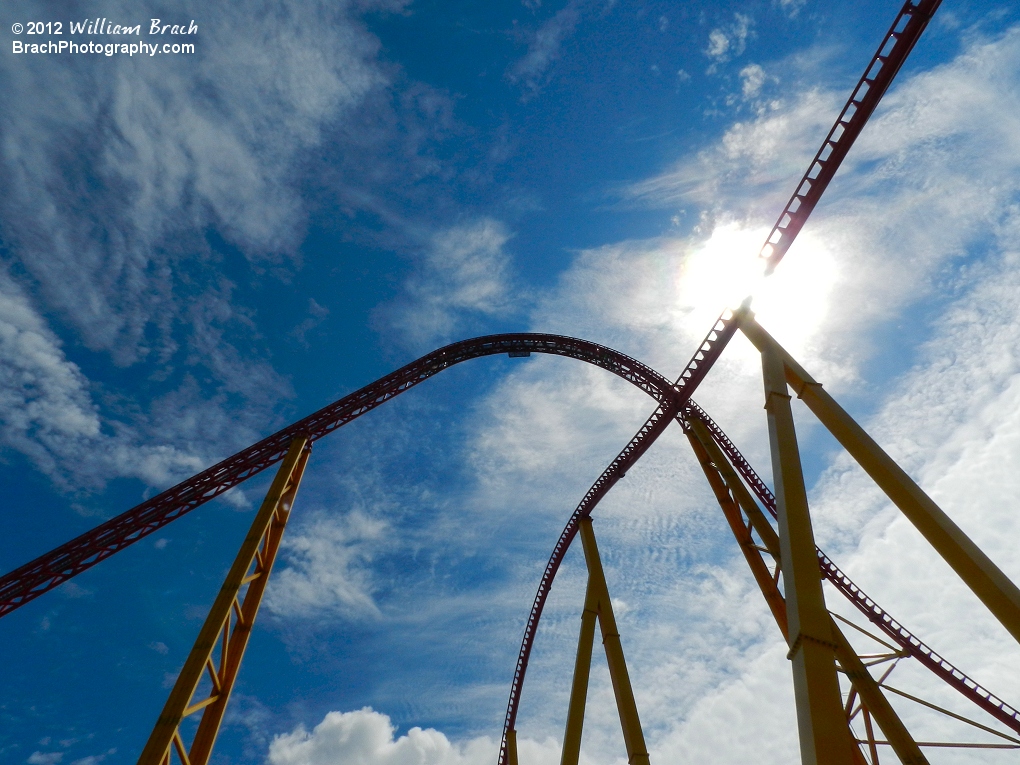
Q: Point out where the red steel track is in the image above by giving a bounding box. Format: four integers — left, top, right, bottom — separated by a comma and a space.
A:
0, 334, 687, 618
759, 0, 941, 273
690, 402, 1020, 736
497, 310, 742, 752
499, 2, 946, 759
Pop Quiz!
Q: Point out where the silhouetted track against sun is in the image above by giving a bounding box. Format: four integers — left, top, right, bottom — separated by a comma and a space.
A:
9, 1, 1020, 764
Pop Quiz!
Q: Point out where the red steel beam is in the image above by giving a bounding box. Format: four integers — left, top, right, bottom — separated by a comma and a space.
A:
0, 334, 684, 619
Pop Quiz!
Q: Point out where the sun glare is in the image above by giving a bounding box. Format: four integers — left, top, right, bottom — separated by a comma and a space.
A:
677, 222, 839, 359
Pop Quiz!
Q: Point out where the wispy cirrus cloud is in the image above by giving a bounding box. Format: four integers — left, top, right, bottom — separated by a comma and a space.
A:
266, 509, 388, 620
381, 218, 518, 350
0, 0, 416, 492
507, 0, 594, 98
275, 23, 1020, 764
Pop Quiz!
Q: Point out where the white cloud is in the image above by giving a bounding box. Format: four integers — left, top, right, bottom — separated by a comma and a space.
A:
69, 751, 115, 765
268, 708, 499, 765
27, 754, 62, 765
774, 0, 806, 18
706, 29, 731, 61
624, 87, 836, 213
267, 509, 388, 619
385, 218, 516, 350
508, 0, 586, 97
739, 63, 767, 99
705, 14, 754, 64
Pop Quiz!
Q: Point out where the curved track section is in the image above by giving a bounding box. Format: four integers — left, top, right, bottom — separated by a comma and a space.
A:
0, 334, 684, 618
497, 310, 742, 764
500, 400, 1020, 764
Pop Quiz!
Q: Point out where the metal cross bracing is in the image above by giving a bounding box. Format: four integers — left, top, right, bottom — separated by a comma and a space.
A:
691, 401, 1020, 737
2, 0, 1004, 762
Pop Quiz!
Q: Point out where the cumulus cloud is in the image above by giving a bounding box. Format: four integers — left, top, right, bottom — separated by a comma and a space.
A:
383, 218, 517, 349
268, 709, 493, 765
269, 708, 564, 765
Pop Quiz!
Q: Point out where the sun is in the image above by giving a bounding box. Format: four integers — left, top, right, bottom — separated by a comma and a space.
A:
676, 221, 839, 359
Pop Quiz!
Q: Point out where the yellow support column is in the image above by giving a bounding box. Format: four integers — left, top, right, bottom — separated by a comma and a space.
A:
577, 518, 650, 765
138, 438, 310, 765
741, 316, 1020, 646
689, 425, 927, 764
687, 428, 789, 642
505, 729, 520, 765
561, 578, 599, 765
760, 346, 856, 765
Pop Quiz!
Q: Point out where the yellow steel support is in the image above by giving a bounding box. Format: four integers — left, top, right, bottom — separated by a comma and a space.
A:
505, 729, 520, 765
687, 428, 788, 642
688, 425, 928, 765
560, 518, 650, 765
739, 315, 1020, 647
760, 344, 856, 765
689, 420, 782, 557
561, 577, 599, 765
138, 437, 310, 765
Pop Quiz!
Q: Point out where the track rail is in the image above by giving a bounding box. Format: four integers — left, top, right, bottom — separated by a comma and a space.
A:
498, 3, 946, 754
498, 311, 742, 762
689, 403, 1020, 736
759, 0, 942, 273
0, 334, 685, 619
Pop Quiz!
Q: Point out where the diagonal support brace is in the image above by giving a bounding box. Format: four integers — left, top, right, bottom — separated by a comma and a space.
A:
739, 315, 1020, 647
138, 437, 310, 765
687, 426, 928, 765
561, 518, 650, 765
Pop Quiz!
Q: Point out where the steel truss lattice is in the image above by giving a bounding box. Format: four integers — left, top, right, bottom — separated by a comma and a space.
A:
4, 1, 1016, 764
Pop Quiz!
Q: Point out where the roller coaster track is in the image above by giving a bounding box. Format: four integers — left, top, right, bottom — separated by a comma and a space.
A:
0, 334, 687, 618
499, 2, 946, 759
496, 310, 743, 758
689, 402, 1020, 737
2, 1, 965, 759
759, 0, 941, 273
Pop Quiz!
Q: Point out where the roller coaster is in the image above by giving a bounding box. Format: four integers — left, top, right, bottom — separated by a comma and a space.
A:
5, 1, 1020, 763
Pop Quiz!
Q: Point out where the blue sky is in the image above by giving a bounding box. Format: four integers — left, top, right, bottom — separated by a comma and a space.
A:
2, 1, 1020, 763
